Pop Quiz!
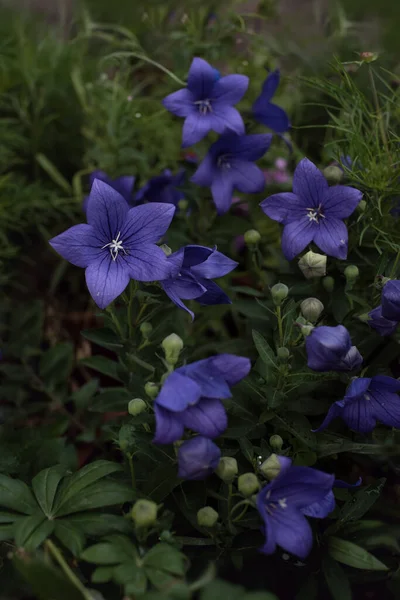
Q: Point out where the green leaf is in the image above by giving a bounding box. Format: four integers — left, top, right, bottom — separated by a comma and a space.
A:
239, 438, 254, 464
328, 537, 389, 571
201, 580, 245, 600
39, 344, 74, 390
8, 300, 44, 357
13, 555, 86, 600
32, 466, 66, 518
322, 556, 352, 600
55, 481, 134, 516
91, 566, 114, 583
336, 478, 386, 525
273, 412, 316, 448
35, 153, 72, 193
143, 543, 186, 576
252, 330, 277, 368
54, 521, 86, 556
14, 513, 54, 550
230, 286, 264, 297
70, 379, 99, 408
245, 594, 278, 600
81, 541, 133, 564
79, 356, 123, 381
89, 387, 132, 412
66, 513, 131, 536
123, 567, 148, 595
0, 474, 38, 514
81, 327, 124, 350
143, 463, 181, 503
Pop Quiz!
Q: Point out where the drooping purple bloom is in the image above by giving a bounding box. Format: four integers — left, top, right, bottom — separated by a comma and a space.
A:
153, 354, 251, 444
49, 180, 175, 309
368, 305, 398, 336
178, 436, 221, 480
260, 158, 362, 260
163, 57, 249, 148
252, 70, 290, 134
306, 325, 363, 372
161, 245, 238, 319
135, 169, 185, 206
256, 457, 334, 559
192, 133, 272, 214
83, 170, 135, 212
315, 375, 400, 433
381, 280, 400, 320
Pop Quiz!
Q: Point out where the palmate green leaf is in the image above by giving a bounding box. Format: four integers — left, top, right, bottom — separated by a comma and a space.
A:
14, 513, 55, 551
54, 521, 86, 556
0, 473, 38, 514
336, 478, 386, 526
328, 537, 389, 571
13, 555, 86, 600
79, 356, 123, 381
322, 556, 352, 600
32, 466, 66, 518
55, 480, 134, 516
121, 568, 148, 595
39, 343, 74, 390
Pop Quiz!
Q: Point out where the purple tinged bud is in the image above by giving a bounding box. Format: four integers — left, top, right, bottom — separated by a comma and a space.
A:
306, 325, 363, 372
177, 437, 221, 480
381, 280, 400, 320
368, 305, 398, 336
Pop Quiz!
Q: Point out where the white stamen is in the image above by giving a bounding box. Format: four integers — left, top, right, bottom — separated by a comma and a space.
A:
278, 498, 287, 509
195, 99, 213, 114
306, 204, 325, 224
101, 231, 128, 261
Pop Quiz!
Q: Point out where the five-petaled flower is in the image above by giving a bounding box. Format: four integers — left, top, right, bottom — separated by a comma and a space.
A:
256, 456, 335, 559
191, 133, 272, 214
314, 375, 400, 433
306, 325, 363, 372
153, 354, 251, 444
368, 305, 398, 336
178, 436, 221, 480
49, 179, 175, 309
83, 170, 135, 212
252, 70, 290, 134
162, 57, 249, 148
160, 245, 238, 319
135, 169, 185, 206
260, 158, 362, 260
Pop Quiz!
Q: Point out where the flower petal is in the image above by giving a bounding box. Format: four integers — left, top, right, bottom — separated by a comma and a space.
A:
313, 402, 343, 432
181, 398, 228, 438
155, 371, 202, 412
231, 134, 273, 161
121, 203, 175, 246
85, 254, 130, 309
209, 354, 251, 386
212, 74, 249, 104
293, 158, 328, 207
322, 185, 362, 218
179, 363, 232, 399
191, 153, 215, 187
281, 218, 316, 260
273, 508, 314, 559
369, 388, 400, 429
260, 192, 305, 224
49, 224, 102, 268
187, 57, 216, 98
270, 466, 335, 508
161, 281, 195, 320
313, 217, 348, 260
381, 280, 400, 320
231, 160, 266, 194
256, 70, 281, 104
211, 172, 235, 215
341, 398, 377, 432
189, 247, 238, 278
177, 437, 221, 480
162, 88, 194, 117
181, 113, 214, 147
301, 490, 336, 519
196, 279, 232, 306
153, 404, 184, 444
211, 105, 245, 136
371, 375, 400, 393
368, 305, 398, 336
253, 103, 290, 134
163, 272, 207, 300
86, 180, 130, 242
123, 244, 172, 281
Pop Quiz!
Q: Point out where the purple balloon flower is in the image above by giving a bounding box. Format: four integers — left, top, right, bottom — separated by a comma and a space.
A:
315, 375, 400, 433
153, 354, 251, 444
178, 436, 221, 480
49, 180, 175, 309
163, 57, 249, 148
306, 325, 363, 372
256, 457, 334, 559
135, 169, 185, 206
191, 133, 272, 214
83, 170, 135, 212
161, 245, 238, 319
381, 280, 400, 320
260, 158, 362, 260
252, 69, 290, 134
368, 305, 398, 336
302, 477, 362, 519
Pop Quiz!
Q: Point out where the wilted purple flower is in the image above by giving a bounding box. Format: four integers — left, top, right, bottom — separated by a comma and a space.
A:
381, 280, 400, 320
153, 354, 251, 444
178, 436, 221, 480
252, 70, 290, 134
315, 375, 400, 433
192, 133, 272, 214
135, 169, 185, 206
161, 245, 238, 319
260, 158, 362, 260
83, 170, 135, 212
50, 180, 175, 309
163, 57, 249, 148
257, 457, 334, 559
368, 305, 398, 336
306, 325, 363, 372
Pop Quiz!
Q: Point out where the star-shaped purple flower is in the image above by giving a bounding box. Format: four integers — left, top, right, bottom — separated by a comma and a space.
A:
306, 325, 363, 372
153, 354, 251, 444
260, 158, 362, 260
83, 170, 135, 212
252, 69, 290, 134
368, 305, 398, 336
163, 57, 249, 148
161, 245, 238, 319
191, 133, 272, 214
178, 436, 221, 480
135, 169, 185, 206
315, 375, 400, 433
49, 179, 175, 309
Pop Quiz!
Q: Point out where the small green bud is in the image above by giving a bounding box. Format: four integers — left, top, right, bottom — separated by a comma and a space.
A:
269, 435, 284, 452
359, 51, 378, 63
131, 499, 158, 528
300, 324, 314, 337
197, 506, 219, 528
140, 322, 152, 338
323, 165, 343, 184
128, 398, 146, 416
144, 382, 159, 400
160, 244, 172, 257
260, 453, 281, 480
244, 229, 261, 245
277, 347, 290, 362
238, 473, 259, 497
161, 333, 184, 366
298, 251, 327, 279
300, 298, 324, 323
271, 283, 289, 306
344, 265, 359, 283
322, 276, 335, 293
215, 457, 238, 483
358, 200, 366, 212
178, 199, 189, 211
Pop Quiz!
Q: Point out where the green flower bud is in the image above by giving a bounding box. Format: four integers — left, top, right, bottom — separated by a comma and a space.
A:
244, 229, 261, 245
359, 51, 378, 63
215, 457, 238, 483
140, 322, 152, 338
322, 276, 335, 293
160, 244, 172, 257
323, 165, 343, 184
128, 398, 146, 416
300, 298, 324, 323
131, 499, 158, 528
197, 506, 219, 528
178, 199, 189, 211
144, 382, 159, 400
277, 347, 290, 362
162, 333, 184, 366
260, 453, 281, 480
344, 265, 359, 283
300, 324, 314, 337
269, 435, 284, 452
358, 200, 366, 212
298, 251, 327, 279
238, 473, 259, 497
271, 283, 289, 306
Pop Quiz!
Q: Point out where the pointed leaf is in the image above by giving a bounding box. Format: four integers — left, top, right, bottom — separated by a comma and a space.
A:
54, 521, 86, 556
81, 328, 123, 350
322, 556, 352, 600
143, 543, 186, 576
0, 474, 38, 514
32, 466, 66, 518
79, 356, 123, 381
66, 512, 131, 536
14, 513, 54, 551
39, 343, 74, 390
55, 481, 134, 516
89, 387, 132, 412
70, 379, 99, 408
328, 537, 388, 571
81, 542, 132, 565
337, 479, 386, 525
13, 555, 86, 600
252, 330, 277, 368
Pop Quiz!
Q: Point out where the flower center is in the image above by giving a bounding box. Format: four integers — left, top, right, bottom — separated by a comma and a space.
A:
306, 204, 325, 223
101, 231, 128, 261
217, 154, 232, 170
265, 491, 288, 515
194, 99, 213, 115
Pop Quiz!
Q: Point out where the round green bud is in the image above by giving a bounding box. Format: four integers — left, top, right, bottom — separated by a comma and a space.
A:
269, 435, 284, 452
238, 473, 260, 497
344, 265, 359, 283
277, 347, 290, 362
144, 382, 159, 400
128, 398, 146, 416
259, 453, 281, 480
140, 322, 153, 338
322, 276, 335, 293
197, 506, 219, 528
161, 333, 184, 366
178, 199, 189, 211
300, 324, 314, 337
131, 499, 158, 528
215, 457, 238, 483
358, 200, 366, 212
298, 251, 327, 279
160, 244, 172, 257
271, 283, 289, 306
244, 229, 261, 245
300, 298, 324, 323
323, 165, 343, 184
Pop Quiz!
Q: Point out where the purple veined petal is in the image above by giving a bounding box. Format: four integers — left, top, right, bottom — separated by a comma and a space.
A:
85, 254, 130, 309
182, 245, 213, 268
260, 192, 305, 225
371, 375, 400, 393
340, 346, 363, 371
281, 218, 316, 261
181, 113, 215, 147
292, 158, 328, 207
209, 354, 251, 386
166, 248, 185, 278
256, 488, 277, 555
177, 436, 221, 480
269, 466, 335, 509
341, 397, 377, 433
211, 171, 235, 215
210, 105, 245, 136
313, 217, 348, 260
345, 377, 372, 399
87, 180, 130, 243
187, 57, 216, 99
322, 185, 362, 218
121, 203, 175, 246
195, 279, 232, 306
153, 404, 184, 444
161, 281, 195, 320
253, 103, 290, 134
272, 507, 314, 560
258, 69, 281, 104
230, 133, 273, 162
162, 88, 195, 117
191, 153, 216, 187
122, 244, 172, 282
301, 490, 336, 519
313, 402, 343, 432
369, 387, 400, 429
163, 272, 207, 300
179, 364, 232, 399
381, 280, 400, 321
231, 160, 266, 194
368, 305, 398, 336
49, 224, 103, 268
155, 371, 202, 412
189, 247, 238, 278
212, 74, 249, 105
181, 397, 228, 438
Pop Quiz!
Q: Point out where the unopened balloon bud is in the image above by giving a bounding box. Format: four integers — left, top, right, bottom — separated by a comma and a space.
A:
178, 199, 189, 211
144, 382, 159, 400
358, 200, 366, 212
197, 506, 219, 527
344, 265, 359, 284
260, 453, 281, 480
298, 251, 327, 279
271, 283, 289, 306
140, 322, 152, 339
323, 165, 343, 184
277, 347, 290, 362
238, 473, 259, 497
131, 499, 158, 528
161, 333, 184, 366
244, 229, 261, 245
128, 398, 146, 416
215, 457, 238, 483
269, 435, 284, 452
322, 276, 335, 293
300, 298, 324, 323
300, 324, 314, 337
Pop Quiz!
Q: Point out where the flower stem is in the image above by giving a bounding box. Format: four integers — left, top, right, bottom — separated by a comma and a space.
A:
368, 66, 390, 157
45, 539, 92, 600
127, 453, 136, 490
106, 305, 124, 339
276, 306, 284, 347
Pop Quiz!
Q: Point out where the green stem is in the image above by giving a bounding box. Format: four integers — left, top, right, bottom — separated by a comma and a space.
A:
368, 66, 389, 157
45, 540, 92, 600
232, 504, 249, 523
390, 250, 400, 279
227, 484, 233, 532
106, 306, 124, 339
128, 353, 155, 373
127, 454, 136, 490
276, 306, 284, 347
135, 301, 148, 326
